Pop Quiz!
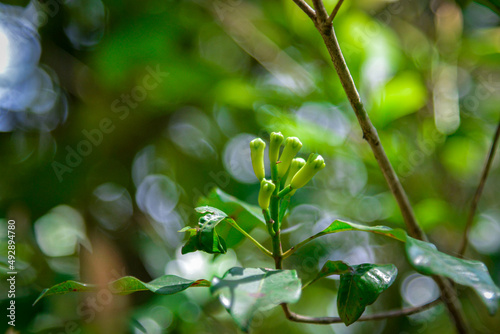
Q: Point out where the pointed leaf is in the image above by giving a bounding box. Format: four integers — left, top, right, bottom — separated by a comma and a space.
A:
130, 318, 147, 333
33, 281, 95, 305
181, 206, 228, 254
298, 219, 500, 315
305, 260, 353, 288
195, 205, 228, 217
34, 275, 210, 305
406, 237, 500, 315
312, 220, 407, 242
178, 226, 196, 232
318, 260, 353, 276
337, 264, 398, 326
110, 275, 210, 295
198, 188, 266, 247
211, 267, 301, 332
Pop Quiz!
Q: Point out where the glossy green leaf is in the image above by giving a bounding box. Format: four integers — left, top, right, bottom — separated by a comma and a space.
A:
34, 275, 210, 305
198, 188, 266, 247
211, 267, 302, 332
306, 219, 500, 316
338, 264, 398, 326
195, 205, 228, 217
180, 206, 228, 254
198, 188, 264, 225
312, 220, 407, 242
406, 237, 500, 315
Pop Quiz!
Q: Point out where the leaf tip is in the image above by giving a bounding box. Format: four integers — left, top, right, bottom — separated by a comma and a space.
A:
33, 289, 48, 306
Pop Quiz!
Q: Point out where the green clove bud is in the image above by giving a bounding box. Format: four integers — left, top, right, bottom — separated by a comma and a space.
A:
250, 138, 266, 180
277, 137, 302, 178
285, 157, 306, 188
258, 179, 276, 210
269, 132, 284, 164
290, 153, 325, 189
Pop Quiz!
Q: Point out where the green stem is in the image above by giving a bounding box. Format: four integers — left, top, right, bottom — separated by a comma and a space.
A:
278, 195, 291, 223
227, 219, 273, 257
267, 168, 283, 267
270, 178, 281, 232
271, 162, 279, 183
270, 185, 280, 226
272, 230, 283, 269
263, 209, 275, 237
282, 234, 320, 259
278, 185, 293, 198
301, 279, 315, 290
270, 198, 282, 258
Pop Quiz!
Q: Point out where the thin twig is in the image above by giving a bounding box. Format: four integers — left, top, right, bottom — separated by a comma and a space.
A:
458, 119, 500, 258
282, 227, 404, 259
292, 0, 316, 20
278, 185, 293, 198
319, 23, 468, 334
312, 0, 328, 23
227, 220, 273, 257
288, 1, 469, 332
281, 298, 442, 324
318, 27, 426, 241
328, 0, 345, 24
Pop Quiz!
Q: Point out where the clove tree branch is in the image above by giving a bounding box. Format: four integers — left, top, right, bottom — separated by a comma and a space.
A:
281, 298, 442, 324
312, 0, 329, 23
328, 0, 344, 24
288, 1, 469, 332
292, 0, 316, 20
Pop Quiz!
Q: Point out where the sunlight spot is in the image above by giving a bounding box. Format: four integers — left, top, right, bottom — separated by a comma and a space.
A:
401, 274, 439, 307
0, 28, 10, 74
483, 291, 495, 300
219, 295, 232, 308
413, 255, 426, 265
136, 174, 179, 223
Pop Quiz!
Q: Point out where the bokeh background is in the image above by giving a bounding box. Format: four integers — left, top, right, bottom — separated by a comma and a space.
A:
1, 0, 500, 333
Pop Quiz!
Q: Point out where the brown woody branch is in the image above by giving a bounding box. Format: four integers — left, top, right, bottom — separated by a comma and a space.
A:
312, 0, 328, 23
292, 0, 316, 20
287, 1, 469, 332
328, 0, 344, 24
281, 298, 442, 324
458, 119, 500, 257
